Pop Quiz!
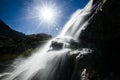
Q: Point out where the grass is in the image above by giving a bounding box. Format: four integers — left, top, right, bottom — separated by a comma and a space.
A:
0, 48, 35, 63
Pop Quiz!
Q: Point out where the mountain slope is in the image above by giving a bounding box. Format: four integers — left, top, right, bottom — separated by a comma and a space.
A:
0, 20, 25, 40
0, 20, 52, 63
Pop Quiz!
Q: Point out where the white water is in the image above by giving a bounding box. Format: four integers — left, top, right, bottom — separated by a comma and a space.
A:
58, 0, 99, 40
1, 0, 101, 80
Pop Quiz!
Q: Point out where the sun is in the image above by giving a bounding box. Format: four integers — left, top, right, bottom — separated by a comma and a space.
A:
33, 2, 61, 33
39, 6, 55, 23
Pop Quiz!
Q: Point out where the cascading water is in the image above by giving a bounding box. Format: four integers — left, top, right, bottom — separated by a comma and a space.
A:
1, 0, 103, 80
58, 0, 101, 40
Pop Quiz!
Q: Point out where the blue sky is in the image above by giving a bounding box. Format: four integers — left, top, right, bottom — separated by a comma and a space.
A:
0, 0, 89, 36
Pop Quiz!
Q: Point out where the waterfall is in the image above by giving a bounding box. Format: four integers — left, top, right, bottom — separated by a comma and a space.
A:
59, 0, 101, 40
1, 0, 102, 80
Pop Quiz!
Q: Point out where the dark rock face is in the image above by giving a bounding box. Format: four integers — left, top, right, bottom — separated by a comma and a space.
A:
74, 0, 120, 80
49, 38, 80, 50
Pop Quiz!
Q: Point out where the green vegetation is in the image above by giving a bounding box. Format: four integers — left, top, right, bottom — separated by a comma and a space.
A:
0, 20, 52, 63
0, 34, 52, 63
0, 48, 35, 62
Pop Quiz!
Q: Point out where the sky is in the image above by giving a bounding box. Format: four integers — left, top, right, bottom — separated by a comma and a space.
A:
0, 0, 89, 36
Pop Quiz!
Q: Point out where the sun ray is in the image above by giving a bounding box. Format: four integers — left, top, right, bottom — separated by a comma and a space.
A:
34, 20, 44, 33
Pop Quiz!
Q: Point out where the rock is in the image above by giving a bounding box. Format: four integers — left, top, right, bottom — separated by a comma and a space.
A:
74, 0, 120, 80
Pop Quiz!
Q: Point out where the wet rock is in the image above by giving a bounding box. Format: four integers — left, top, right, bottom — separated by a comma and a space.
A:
76, 0, 120, 80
